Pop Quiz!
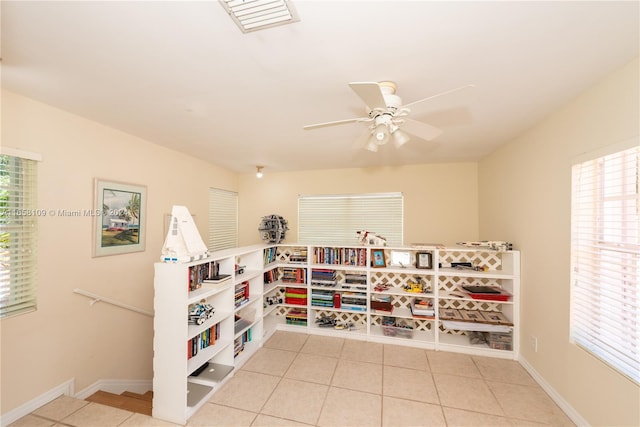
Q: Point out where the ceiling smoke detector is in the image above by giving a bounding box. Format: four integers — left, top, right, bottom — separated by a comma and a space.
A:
219, 0, 300, 33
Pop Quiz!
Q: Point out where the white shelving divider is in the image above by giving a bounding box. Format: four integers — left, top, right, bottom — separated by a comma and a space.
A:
260, 244, 520, 359
152, 256, 235, 425
153, 243, 519, 424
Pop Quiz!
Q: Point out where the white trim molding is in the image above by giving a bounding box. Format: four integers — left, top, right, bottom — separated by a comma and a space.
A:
519, 356, 589, 427
0, 146, 42, 161
1, 379, 74, 427
0, 378, 152, 427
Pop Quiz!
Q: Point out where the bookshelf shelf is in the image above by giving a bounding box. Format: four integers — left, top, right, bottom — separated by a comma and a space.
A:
262, 244, 519, 360
152, 249, 265, 425
154, 243, 519, 424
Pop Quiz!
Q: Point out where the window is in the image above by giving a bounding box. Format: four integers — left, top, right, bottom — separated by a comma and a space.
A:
0, 149, 40, 319
208, 188, 238, 251
298, 192, 403, 246
570, 144, 639, 384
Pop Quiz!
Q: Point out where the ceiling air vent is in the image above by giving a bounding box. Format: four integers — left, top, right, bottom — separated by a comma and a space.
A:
219, 0, 300, 33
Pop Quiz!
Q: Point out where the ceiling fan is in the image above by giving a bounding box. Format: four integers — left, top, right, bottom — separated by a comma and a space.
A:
303, 81, 475, 152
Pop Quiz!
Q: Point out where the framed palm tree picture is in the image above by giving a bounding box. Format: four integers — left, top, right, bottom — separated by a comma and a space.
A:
93, 179, 146, 257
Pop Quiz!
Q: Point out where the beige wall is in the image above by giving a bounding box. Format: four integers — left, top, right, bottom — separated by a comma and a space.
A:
0, 91, 238, 413
237, 163, 479, 248
479, 57, 639, 426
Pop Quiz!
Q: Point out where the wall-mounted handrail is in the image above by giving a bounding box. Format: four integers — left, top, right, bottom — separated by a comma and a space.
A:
73, 288, 153, 317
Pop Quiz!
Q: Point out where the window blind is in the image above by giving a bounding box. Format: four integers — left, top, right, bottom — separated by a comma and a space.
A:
298, 192, 403, 246
570, 144, 639, 384
0, 154, 38, 318
208, 188, 238, 251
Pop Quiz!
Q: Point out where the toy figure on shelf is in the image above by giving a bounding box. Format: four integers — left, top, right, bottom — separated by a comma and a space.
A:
403, 277, 430, 293
456, 240, 513, 251
356, 230, 387, 246
259, 214, 289, 244
188, 300, 215, 325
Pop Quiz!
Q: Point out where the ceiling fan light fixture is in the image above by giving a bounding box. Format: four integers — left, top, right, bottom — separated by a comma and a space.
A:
373, 123, 390, 144
393, 130, 411, 148
365, 138, 379, 152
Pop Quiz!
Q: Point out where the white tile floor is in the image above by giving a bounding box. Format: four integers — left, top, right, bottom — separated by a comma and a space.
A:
9, 331, 575, 426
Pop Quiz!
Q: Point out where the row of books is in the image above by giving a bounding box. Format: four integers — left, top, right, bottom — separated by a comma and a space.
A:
187, 323, 220, 360
234, 328, 252, 357
285, 287, 307, 305
282, 267, 306, 284
234, 281, 250, 308
341, 291, 367, 311
411, 298, 435, 317
312, 247, 367, 266
265, 247, 309, 265
264, 268, 279, 285
345, 273, 367, 286
288, 248, 308, 264
311, 268, 337, 287
286, 308, 307, 326
311, 289, 335, 307
188, 261, 220, 292
263, 247, 278, 265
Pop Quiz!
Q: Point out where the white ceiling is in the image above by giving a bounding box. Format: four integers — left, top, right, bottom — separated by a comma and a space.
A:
2, 1, 638, 174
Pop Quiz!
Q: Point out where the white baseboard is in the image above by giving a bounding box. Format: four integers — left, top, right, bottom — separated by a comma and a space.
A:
1, 379, 74, 427
518, 356, 589, 427
0, 378, 152, 427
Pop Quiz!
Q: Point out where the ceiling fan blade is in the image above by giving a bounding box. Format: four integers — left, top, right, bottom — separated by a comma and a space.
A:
349, 82, 387, 110
303, 117, 370, 130
402, 85, 476, 116
400, 118, 443, 141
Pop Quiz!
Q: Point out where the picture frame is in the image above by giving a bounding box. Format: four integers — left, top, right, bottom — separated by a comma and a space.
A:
390, 250, 412, 267
93, 179, 147, 257
372, 249, 386, 268
416, 252, 433, 269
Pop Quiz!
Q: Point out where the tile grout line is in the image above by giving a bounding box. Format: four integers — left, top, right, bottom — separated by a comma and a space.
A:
424, 350, 449, 426
311, 336, 347, 426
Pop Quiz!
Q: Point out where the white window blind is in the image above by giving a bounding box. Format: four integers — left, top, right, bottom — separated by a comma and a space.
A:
0, 153, 39, 318
208, 188, 238, 252
570, 144, 639, 384
298, 192, 403, 246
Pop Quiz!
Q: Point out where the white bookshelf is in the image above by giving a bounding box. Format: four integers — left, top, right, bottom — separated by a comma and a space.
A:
152, 243, 519, 424
262, 244, 520, 359
152, 256, 235, 425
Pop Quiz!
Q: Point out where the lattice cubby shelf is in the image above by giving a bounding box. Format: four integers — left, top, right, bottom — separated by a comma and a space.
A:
276, 246, 308, 264
438, 324, 513, 336
391, 294, 415, 311
272, 306, 289, 317
438, 276, 503, 293
438, 298, 503, 311
258, 244, 519, 357
439, 327, 469, 336
370, 271, 434, 291
370, 315, 433, 331
439, 251, 504, 271
371, 292, 435, 313
313, 310, 367, 326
